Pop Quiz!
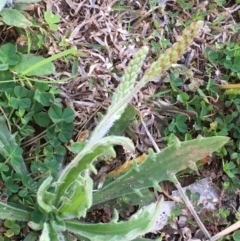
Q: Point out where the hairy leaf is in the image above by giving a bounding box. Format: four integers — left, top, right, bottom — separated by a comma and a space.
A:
65, 198, 163, 241
0, 201, 31, 221
57, 172, 93, 219
93, 136, 229, 205
54, 136, 134, 207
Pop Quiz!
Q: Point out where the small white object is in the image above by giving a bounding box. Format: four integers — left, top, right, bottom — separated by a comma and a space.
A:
147, 178, 219, 233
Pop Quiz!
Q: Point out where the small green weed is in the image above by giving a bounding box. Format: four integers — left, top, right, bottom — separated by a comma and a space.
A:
206, 42, 240, 81
44, 10, 60, 31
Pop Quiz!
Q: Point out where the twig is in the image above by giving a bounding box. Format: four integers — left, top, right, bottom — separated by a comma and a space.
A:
140, 113, 160, 152
210, 221, 240, 241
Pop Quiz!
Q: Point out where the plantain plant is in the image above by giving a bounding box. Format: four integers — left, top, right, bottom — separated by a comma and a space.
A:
0, 21, 229, 241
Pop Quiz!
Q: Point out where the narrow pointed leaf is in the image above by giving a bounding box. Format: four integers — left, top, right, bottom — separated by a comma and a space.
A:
0, 201, 31, 221
65, 198, 163, 241
39, 223, 60, 241
37, 176, 55, 213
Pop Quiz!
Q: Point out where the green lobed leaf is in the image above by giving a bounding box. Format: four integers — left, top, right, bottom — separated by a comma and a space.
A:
57, 172, 93, 219
93, 136, 229, 205
37, 176, 55, 214
44, 11, 60, 24
65, 198, 163, 241
91, 188, 155, 214
54, 136, 134, 207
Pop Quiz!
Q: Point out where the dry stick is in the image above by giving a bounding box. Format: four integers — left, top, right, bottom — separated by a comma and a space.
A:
210, 221, 240, 241
140, 117, 212, 240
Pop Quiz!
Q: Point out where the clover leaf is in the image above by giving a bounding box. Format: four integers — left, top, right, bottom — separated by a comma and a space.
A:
10, 86, 31, 109
4, 144, 24, 166
0, 43, 19, 65
48, 105, 75, 123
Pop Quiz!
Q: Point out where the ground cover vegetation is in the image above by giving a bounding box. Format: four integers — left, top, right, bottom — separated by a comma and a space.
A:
0, 0, 240, 240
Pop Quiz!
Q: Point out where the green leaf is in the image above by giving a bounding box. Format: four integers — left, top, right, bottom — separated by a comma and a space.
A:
207, 50, 219, 60
10, 54, 55, 76
0, 8, 32, 28
37, 176, 55, 213
10, 86, 31, 109
0, 163, 9, 172
93, 136, 229, 205
69, 142, 86, 153
109, 104, 138, 135
31, 204, 48, 224
0, 43, 19, 65
43, 145, 66, 159
93, 188, 155, 213
0, 116, 28, 175
176, 115, 188, 133
0, 201, 31, 221
33, 112, 51, 127
57, 172, 93, 219
4, 220, 21, 235
34, 89, 54, 106
48, 105, 75, 123
14, 85, 28, 97
233, 230, 240, 241
36, 82, 50, 91
46, 126, 62, 147
0, 69, 13, 81
0, 63, 9, 70
54, 136, 134, 207
56, 122, 74, 142
39, 223, 54, 241
5, 177, 19, 193
44, 11, 60, 24
62, 107, 75, 123
39, 223, 51, 241
10, 97, 31, 109
22, 232, 38, 241
48, 105, 62, 122
44, 11, 60, 31
65, 199, 163, 241
19, 125, 35, 136
4, 144, 24, 166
